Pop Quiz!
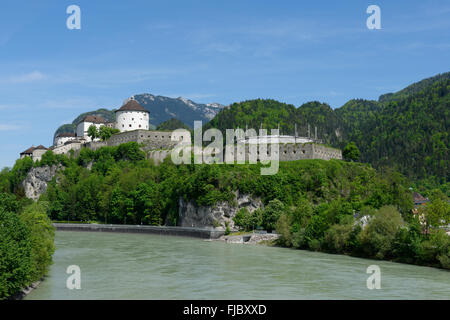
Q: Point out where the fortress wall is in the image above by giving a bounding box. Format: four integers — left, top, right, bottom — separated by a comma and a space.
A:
146, 143, 342, 164
52, 142, 83, 156
86, 141, 107, 151
311, 144, 342, 160
107, 129, 181, 148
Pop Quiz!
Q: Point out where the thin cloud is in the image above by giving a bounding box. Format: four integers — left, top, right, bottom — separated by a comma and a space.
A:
6, 71, 46, 84
0, 124, 25, 131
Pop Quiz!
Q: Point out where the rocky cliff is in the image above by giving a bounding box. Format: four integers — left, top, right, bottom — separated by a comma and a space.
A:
177, 192, 263, 230
22, 165, 61, 201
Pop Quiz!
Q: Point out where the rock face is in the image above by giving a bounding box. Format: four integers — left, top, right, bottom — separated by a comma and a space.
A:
218, 233, 279, 244
177, 192, 263, 230
23, 165, 61, 201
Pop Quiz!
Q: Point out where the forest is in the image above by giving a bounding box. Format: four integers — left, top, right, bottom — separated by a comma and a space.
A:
204, 72, 450, 195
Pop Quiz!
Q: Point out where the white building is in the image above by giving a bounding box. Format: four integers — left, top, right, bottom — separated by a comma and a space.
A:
115, 99, 150, 132
53, 132, 77, 147
76, 115, 111, 142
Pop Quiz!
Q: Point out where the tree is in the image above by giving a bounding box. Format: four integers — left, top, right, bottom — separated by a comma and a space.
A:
87, 125, 99, 141
98, 126, 120, 142
358, 205, 404, 259
0, 209, 32, 299
20, 202, 55, 282
343, 142, 360, 162
423, 189, 450, 230
262, 199, 285, 232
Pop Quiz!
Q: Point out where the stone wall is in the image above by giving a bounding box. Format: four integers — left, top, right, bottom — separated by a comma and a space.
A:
52, 142, 83, 155
54, 223, 224, 239
107, 129, 180, 147
149, 142, 342, 164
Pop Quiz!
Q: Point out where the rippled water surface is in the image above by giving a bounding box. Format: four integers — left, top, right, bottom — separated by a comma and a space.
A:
26, 231, 449, 300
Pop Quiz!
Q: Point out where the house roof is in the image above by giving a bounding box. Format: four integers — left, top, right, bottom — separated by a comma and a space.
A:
80, 115, 108, 124
116, 100, 148, 113
20, 146, 35, 155
413, 192, 429, 204
20, 145, 47, 155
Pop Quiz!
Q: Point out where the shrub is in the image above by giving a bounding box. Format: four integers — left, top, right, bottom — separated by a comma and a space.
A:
20, 202, 56, 281
323, 223, 354, 254
0, 210, 32, 299
358, 205, 404, 259
262, 199, 285, 232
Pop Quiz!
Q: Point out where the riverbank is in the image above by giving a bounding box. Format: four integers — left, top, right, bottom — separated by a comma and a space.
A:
53, 223, 225, 239
213, 232, 279, 244
8, 278, 43, 300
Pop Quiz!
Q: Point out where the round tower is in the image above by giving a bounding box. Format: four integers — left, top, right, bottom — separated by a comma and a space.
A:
115, 99, 150, 132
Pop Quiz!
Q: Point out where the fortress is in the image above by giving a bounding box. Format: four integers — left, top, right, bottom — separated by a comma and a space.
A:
20, 98, 342, 163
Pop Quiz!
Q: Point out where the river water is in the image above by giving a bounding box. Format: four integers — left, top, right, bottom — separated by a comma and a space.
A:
26, 231, 449, 300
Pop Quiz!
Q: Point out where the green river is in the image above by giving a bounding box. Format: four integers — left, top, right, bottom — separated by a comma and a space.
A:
25, 231, 449, 300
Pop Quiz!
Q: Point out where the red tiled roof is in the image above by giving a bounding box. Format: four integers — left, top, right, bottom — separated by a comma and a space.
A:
20, 146, 35, 154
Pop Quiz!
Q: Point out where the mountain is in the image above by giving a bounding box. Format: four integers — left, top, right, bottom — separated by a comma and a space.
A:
378, 72, 450, 103
53, 94, 225, 138
131, 94, 225, 126
205, 72, 450, 188
156, 118, 191, 131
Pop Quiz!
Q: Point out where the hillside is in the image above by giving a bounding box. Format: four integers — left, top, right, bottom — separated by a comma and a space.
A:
378, 72, 450, 103
156, 118, 191, 131
205, 73, 450, 188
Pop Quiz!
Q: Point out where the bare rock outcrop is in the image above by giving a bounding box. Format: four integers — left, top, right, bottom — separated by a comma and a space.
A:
22, 165, 61, 201
177, 192, 263, 230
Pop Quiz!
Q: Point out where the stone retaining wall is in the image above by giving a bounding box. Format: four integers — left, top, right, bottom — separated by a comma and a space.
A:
53, 223, 224, 239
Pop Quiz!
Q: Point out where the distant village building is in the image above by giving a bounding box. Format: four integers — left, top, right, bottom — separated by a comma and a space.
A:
413, 192, 429, 207
115, 98, 150, 132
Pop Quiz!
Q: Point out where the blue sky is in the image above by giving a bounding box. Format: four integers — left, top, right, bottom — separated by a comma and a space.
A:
0, 0, 449, 168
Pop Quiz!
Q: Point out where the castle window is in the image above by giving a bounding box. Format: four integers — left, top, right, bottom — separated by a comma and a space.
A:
129, 124, 132, 127
139, 125, 141, 128
122, 124, 124, 128
132, 118, 134, 121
